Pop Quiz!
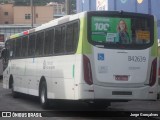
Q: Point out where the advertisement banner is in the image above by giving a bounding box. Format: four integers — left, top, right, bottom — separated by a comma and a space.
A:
91, 16, 131, 43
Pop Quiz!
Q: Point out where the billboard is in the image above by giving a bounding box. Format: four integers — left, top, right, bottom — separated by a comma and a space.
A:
96, 0, 108, 10
91, 16, 131, 43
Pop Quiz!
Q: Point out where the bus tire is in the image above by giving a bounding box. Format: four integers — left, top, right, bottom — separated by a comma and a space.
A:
11, 80, 19, 98
39, 81, 49, 109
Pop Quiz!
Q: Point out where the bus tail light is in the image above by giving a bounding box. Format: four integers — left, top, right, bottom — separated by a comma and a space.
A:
149, 58, 157, 86
83, 55, 93, 85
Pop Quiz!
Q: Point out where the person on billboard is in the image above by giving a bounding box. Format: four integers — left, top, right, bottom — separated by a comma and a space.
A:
117, 19, 130, 44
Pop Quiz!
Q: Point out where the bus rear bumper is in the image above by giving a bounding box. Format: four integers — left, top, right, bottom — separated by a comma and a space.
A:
93, 85, 157, 101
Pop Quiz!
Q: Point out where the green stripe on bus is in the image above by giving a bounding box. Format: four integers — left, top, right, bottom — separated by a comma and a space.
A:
76, 17, 92, 54
151, 21, 158, 57
72, 64, 75, 78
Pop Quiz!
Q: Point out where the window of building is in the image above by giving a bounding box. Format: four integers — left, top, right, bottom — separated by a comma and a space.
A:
25, 14, 31, 20
4, 12, 8, 16
36, 13, 38, 18
54, 8, 57, 14
5, 21, 9, 24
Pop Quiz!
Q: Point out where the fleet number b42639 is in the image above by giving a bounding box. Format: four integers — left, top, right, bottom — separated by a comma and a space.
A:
128, 56, 146, 62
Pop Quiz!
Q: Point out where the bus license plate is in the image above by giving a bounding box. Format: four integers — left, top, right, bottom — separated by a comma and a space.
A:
115, 75, 128, 81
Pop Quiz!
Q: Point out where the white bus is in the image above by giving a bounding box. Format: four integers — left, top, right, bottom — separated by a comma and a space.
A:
158, 41, 160, 99
3, 11, 159, 109
0, 42, 4, 78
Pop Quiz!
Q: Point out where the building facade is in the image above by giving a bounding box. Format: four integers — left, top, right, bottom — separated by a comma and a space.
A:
0, 3, 14, 24
76, 0, 160, 39
0, 4, 53, 40
47, 2, 65, 19
0, 2, 65, 25
14, 6, 53, 25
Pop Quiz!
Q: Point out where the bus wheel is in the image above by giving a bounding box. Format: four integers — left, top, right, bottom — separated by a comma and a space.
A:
11, 81, 19, 98
39, 81, 49, 109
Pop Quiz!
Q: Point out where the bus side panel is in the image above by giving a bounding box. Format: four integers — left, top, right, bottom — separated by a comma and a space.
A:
9, 59, 26, 93
41, 55, 75, 100
0, 59, 3, 77
93, 84, 158, 100
3, 63, 10, 89
25, 58, 37, 95
74, 54, 94, 100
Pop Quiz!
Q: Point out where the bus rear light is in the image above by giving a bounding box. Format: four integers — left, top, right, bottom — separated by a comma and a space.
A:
149, 58, 157, 86
83, 55, 93, 85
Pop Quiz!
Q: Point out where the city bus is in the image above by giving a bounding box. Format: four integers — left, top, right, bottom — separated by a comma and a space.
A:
158, 41, 160, 99
0, 42, 4, 78
3, 11, 159, 109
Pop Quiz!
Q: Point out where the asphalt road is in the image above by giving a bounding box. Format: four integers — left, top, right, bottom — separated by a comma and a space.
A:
0, 79, 159, 120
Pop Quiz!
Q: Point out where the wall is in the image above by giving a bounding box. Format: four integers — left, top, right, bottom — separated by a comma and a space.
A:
0, 3, 14, 24
14, 6, 53, 25
76, 0, 96, 12
35, 6, 53, 24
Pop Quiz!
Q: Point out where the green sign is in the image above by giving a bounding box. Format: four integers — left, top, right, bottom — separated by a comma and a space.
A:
91, 17, 131, 43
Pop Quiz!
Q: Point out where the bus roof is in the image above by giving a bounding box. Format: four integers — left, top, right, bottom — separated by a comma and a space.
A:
7, 12, 87, 40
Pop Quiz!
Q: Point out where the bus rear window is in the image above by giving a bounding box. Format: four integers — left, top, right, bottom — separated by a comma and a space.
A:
88, 11, 154, 49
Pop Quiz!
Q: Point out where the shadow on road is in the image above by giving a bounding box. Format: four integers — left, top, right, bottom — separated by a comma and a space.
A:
12, 93, 108, 111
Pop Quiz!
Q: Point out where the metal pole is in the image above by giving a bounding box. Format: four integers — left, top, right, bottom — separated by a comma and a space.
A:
30, 0, 33, 28
114, 0, 117, 11
135, 0, 137, 13
89, 0, 91, 11
148, 0, 151, 14
65, 0, 70, 15
82, 0, 84, 12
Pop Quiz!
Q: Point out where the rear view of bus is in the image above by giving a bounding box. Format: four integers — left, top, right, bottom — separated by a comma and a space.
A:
80, 11, 158, 102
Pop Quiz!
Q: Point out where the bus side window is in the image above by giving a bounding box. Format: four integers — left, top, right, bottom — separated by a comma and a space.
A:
66, 21, 79, 53
15, 38, 22, 58
54, 26, 65, 54
10, 40, 15, 58
66, 23, 74, 53
44, 28, 54, 55
21, 36, 28, 57
28, 34, 36, 57
36, 31, 44, 56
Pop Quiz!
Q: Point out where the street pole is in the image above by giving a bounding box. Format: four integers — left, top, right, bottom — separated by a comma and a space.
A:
30, 0, 33, 28
82, 0, 84, 12
65, 0, 70, 15
135, 0, 137, 12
